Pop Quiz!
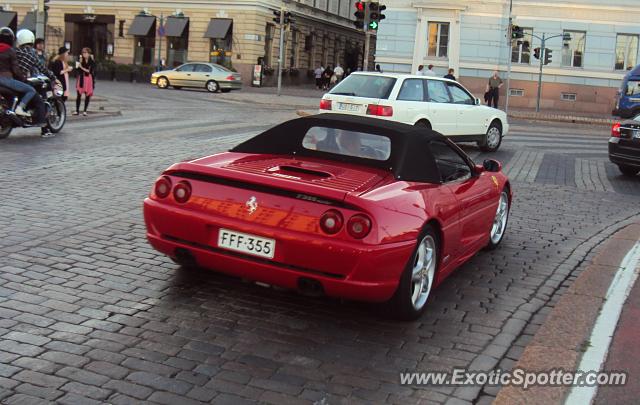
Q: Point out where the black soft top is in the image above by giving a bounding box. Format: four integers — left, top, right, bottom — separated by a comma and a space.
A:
231, 113, 450, 184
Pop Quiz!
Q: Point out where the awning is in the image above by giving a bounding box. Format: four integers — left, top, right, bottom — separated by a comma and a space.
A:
18, 11, 35, 32
204, 18, 232, 39
164, 16, 188, 37
0, 11, 17, 30
128, 15, 155, 36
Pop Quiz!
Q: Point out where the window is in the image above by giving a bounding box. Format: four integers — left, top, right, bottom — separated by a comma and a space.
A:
561, 92, 577, 101
265, 24, 275, 66
430, 141, 471, 183
330, 75, 397, 99
562, 31, 586, 67
397, 79, 425, 101
509, 88, 524, 97
511, 28, 533, 64
625, 80, 640, 96
176, 64, 195, 72
426, 80, 451, 103
427, 22, 449, 58
194, 64, 212, 73
447, 83, 474, 105
303, 127, 391, 161
615, 34, 638, 71
290, 30, 299, 68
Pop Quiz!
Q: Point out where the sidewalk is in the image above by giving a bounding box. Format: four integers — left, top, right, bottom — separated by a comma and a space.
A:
494, 222, 640, 405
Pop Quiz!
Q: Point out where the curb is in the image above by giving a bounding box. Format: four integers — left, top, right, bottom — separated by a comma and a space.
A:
493, 222, 640, 404
507, 111, 616, 126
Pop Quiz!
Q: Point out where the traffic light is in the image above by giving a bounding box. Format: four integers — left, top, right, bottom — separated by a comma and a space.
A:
511, 25, 524, 39
367, 3, 386, 30
378, 4, 386, 22
273, 10, 281, 24
544, 48, 553, 65
533, 47, 540, 60
354, 1, 365, 29
283, 11, 294, 26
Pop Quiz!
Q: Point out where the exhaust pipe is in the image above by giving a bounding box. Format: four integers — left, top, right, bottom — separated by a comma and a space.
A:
297, 277, 325, 297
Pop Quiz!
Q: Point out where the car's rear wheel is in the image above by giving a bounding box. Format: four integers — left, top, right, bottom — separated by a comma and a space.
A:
486, 190, 510, 250
157, 76, 169, 89
0, 123, 12, 139
479, 121, 502, 152
389, 226, 438, 320
618, 165, 639, 177
206, 80, 220, 93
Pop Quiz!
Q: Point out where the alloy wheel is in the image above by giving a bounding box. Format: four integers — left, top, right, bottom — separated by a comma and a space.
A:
411, 235, 436, 310
490, 191, 509, 244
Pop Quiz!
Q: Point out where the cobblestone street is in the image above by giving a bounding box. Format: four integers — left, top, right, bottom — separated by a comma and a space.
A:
1, 82, 639, 405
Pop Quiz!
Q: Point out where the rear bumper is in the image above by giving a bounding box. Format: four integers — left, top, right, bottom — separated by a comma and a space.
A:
220, 81, 242, 90
609, 138, 640, 168
143, 198, 414, 302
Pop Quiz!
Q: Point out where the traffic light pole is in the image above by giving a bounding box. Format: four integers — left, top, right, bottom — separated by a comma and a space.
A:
363, 30, 371, 71
536, 34, 545, 112
36, 0, 46, 39
277, 6, 286, 96
505, 0, 513, 114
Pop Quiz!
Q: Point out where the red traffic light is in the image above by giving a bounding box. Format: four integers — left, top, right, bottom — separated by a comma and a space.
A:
355, 1, 364, 11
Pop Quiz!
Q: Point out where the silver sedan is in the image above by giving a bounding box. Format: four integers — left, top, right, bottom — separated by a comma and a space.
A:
151, 62, 242, 93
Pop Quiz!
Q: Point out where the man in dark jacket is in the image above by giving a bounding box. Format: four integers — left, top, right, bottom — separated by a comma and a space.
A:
0, 27, 35, 117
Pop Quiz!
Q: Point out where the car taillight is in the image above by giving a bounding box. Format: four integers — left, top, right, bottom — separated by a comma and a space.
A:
347, 214, 372, 239
226, 75, 236, 81
173, 181, 192, 203
320, 99, 332, 110
611, 122, 621, 138
366, 104, 393, 117
154, 176, 172, 198
320, 209, 343, 234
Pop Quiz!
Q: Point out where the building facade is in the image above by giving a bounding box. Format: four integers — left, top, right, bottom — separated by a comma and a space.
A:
375, 0, 640, 114
4, 0, 370, 84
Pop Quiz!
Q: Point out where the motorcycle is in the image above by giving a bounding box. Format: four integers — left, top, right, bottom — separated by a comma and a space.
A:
0, 75, 67, 139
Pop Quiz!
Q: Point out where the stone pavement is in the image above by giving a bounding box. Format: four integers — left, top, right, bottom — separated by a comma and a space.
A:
0, 82, 638, 404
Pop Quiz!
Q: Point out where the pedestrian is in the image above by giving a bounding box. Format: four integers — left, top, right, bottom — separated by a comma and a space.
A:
322, 65, 333, 90
486, 70, 503, 108
375, 64, 383, 73
314, 65, 324, 89
74, 47, 95, 116
49, 46, 72, 103
334, 64, 344, 83
444, 68, 456, 81
424, 64, 436, 76
16, 29, 59, 137
0, 27, 34, 117
416, 65, 424, 75
34, 38, 46, 66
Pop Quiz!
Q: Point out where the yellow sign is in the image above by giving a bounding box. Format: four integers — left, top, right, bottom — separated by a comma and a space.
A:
210, 51, 220, 56
491, 176, 499, 190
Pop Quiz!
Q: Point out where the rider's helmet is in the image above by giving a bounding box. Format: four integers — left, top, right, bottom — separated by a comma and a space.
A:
16, 29, 35, 47
0, 27, 14, 46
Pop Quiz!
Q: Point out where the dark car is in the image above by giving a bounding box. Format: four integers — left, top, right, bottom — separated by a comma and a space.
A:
610, 114, 640, 176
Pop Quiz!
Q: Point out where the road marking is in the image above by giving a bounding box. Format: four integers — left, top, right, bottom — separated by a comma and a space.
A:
505, 150, 544, 182
564, 241, 640, 405
575, 159, 615, 192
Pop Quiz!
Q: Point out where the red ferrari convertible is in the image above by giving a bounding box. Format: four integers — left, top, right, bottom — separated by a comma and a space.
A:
144, 114, 511, 319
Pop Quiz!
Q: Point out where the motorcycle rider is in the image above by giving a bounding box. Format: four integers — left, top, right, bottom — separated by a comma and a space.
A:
15, 29, 59, 137
0, 27, 35, 117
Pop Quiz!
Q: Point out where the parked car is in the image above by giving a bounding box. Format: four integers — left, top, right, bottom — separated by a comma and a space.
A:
610, 113, 640, 176
143, 114, 511, 320
319, 72, 509, 152
151, 62, 242, 93
613, 64, 640, 118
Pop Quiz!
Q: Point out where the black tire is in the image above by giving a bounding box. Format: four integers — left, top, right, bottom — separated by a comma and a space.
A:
157, 76, 170, 89
485, 189, 510, 250
220, 89, 231, 93
415, 120, 432, 130
618, 165, 640, 177
46, 99, 66, 134
206, 80, 220, 93
479, 121, 502, 152
388, 225, 439, 321
0, 123, 11, 139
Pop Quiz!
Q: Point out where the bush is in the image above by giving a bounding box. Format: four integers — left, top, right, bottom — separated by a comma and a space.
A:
114, 64, 133, 82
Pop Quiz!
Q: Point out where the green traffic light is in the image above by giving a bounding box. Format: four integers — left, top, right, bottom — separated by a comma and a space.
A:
368, 21, 378, 30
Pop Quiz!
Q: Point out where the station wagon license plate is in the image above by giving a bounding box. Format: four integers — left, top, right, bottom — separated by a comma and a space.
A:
337, 102, 361, 112
217, 228, 275, 259
633, 130, 640, 139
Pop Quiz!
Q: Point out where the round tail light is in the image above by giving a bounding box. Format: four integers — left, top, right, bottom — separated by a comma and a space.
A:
173, 181, 192, 203
154, 176, 172, 198
347, 214, 372, 239
320, 210, 344, 235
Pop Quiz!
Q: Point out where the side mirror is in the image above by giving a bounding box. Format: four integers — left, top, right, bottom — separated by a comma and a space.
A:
483, 159, 502, 172
474, 98, 480, 105
474, 164, 485, 174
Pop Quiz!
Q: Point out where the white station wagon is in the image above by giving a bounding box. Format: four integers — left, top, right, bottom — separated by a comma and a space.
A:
319, 72, 509, 152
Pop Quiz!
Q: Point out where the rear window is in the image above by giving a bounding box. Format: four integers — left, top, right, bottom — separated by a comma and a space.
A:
329, 75, 396, 99
626, 80, 640, 96
302, 127, 391, 161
